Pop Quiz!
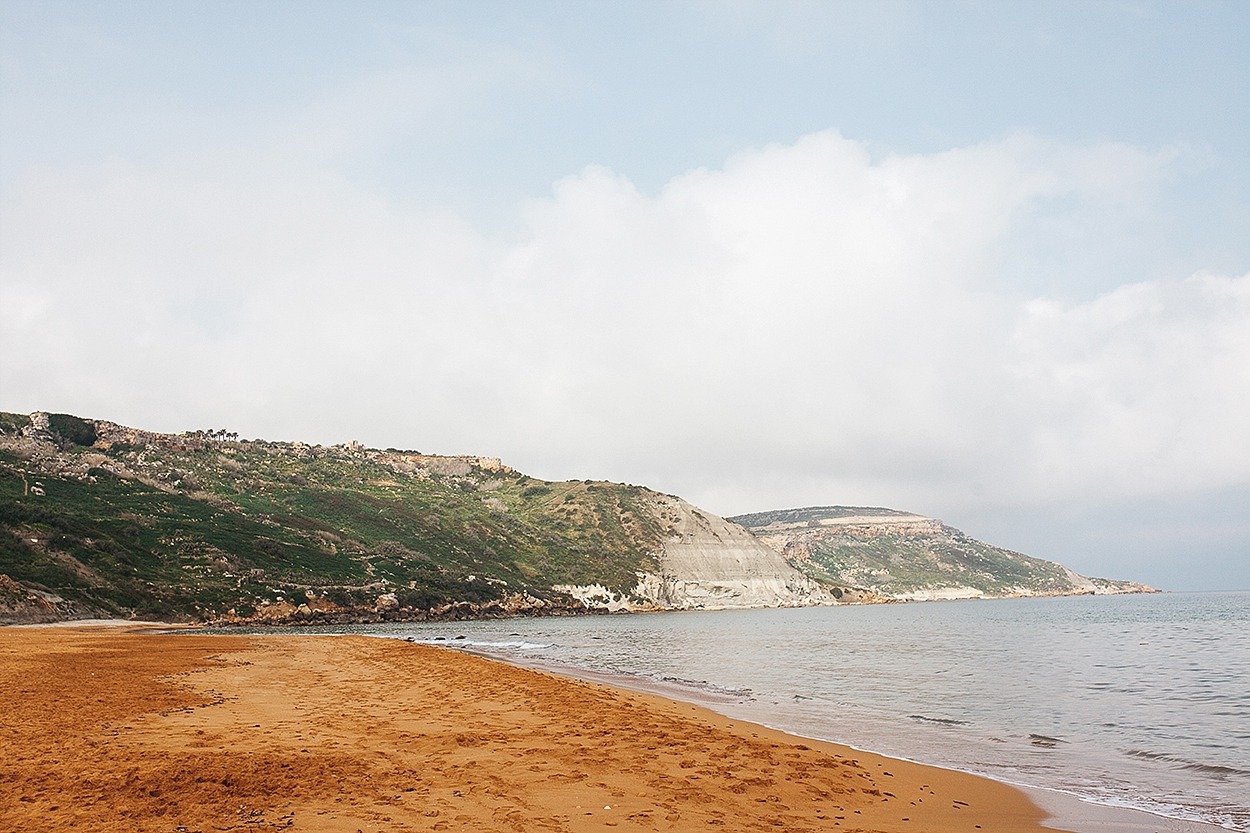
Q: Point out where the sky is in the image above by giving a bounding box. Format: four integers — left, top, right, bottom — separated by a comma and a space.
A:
2, 1, 1248, 591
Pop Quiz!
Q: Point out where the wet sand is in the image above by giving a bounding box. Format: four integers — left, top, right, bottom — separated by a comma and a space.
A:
469, 651, 1223, 833
1, 624, 1066, 832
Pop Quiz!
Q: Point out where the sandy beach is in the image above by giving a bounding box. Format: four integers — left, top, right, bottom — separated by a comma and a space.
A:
0, 625, 1066, 833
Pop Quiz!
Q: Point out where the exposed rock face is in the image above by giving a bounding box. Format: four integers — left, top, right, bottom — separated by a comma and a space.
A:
640, 495, 837, 609
558, 496, 843, 611
747, 511, 945, 538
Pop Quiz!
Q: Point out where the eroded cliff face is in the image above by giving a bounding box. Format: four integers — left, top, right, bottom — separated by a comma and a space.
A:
557, 495, 848, 611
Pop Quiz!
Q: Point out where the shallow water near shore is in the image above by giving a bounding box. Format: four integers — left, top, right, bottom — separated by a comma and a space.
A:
323, 591, 1245, 830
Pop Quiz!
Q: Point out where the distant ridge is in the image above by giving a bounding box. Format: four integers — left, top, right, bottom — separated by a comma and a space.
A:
730, 506, 1155, 601
730, 506, 918, 526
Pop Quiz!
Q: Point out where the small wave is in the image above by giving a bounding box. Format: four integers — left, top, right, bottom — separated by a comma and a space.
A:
1126, 749, 1250, 778
658, 675, 752, 698
404, 636, 551, 651
907, 714, 970, 726
1028, 734, 1066, 747
467, 640, 551, 650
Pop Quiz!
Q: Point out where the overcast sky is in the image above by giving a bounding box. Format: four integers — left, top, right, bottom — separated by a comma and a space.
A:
2, 1, 1248, 591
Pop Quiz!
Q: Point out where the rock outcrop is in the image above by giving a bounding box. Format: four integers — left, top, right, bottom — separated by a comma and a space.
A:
0, 574, 106, 625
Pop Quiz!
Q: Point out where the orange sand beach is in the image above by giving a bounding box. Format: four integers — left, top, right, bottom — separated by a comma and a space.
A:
1, 625, 1067, 833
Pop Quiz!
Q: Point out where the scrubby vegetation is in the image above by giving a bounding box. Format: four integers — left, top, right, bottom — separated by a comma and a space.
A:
792, 532, 1074, 596
732, 507, 1087, 597
0, 412, 665, 622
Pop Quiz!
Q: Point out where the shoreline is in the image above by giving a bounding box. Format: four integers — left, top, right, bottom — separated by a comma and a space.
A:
1024, 787, 1223, 833
23, 615, 1228, 831
451, 643, 1227, 833
4, 623, 1069, 832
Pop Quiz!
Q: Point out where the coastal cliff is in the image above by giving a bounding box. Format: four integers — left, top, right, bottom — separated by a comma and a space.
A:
555, 494, 880, 612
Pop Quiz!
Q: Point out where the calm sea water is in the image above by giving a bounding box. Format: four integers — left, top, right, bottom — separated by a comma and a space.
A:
335, 592, 1248, 830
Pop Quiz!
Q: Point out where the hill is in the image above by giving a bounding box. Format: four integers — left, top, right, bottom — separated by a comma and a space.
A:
729, 506, 1154, 600
0, 411, 836, 624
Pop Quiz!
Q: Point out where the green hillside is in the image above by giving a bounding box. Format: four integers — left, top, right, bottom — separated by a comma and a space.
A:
0, 412, 665, 622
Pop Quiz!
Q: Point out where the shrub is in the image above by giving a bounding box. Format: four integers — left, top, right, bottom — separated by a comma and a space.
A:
47, 413, 97, 447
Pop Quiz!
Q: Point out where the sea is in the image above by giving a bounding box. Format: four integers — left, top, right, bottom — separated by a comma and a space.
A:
308, 591, 1249, 830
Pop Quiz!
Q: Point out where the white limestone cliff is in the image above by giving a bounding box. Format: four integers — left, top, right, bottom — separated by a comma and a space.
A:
556, 494, 837, 612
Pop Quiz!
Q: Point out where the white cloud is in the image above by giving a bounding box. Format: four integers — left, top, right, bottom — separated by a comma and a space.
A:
1006, 271, 1250, 500
2, 129, 1246, 525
